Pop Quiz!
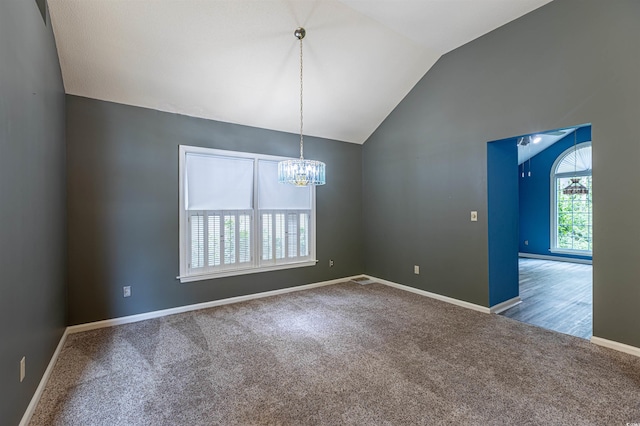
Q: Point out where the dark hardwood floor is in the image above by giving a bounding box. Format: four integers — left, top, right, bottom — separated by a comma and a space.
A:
500, 258, 592, 340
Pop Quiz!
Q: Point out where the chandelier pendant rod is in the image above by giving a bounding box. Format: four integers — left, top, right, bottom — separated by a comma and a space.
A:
299, 32, 304, 159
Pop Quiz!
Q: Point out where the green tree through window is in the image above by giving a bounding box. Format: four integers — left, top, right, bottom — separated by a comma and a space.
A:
556, 176, 592, 251
552, 141, 592, 253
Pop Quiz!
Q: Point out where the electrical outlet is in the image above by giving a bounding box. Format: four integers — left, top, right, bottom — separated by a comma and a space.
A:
329, 259, 334, 267
20, 357, 25, 382
123, 286, 131, 297
414, 265, 420, 275
470, 211, 478, 222
524, 240, 529, 246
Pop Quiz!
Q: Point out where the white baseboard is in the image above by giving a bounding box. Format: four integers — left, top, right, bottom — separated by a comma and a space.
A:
22, 274, 639, 426
19, 328, 69, 426
591, 336, 640, 358
518, 252, 592, 265
489, 297, 522, 314
67, 276, 360, 334
366, 275, 491, 314
366, 275, 640, 360
21, 275, 359, 423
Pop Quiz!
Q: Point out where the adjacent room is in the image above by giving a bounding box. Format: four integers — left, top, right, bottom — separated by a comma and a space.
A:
502, 126, 593, 339
488, 126, 594, 339
2, 0, 639, 425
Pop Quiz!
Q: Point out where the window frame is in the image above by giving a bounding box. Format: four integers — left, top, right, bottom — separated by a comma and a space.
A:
549, 141, 592, 256
178, 145, 317, 283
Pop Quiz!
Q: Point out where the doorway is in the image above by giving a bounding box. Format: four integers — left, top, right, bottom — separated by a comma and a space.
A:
487, 125, 593, 339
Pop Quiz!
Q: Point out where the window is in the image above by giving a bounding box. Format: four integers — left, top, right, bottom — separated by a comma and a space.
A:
179, 146, 316, 282
550, 142, 592, 254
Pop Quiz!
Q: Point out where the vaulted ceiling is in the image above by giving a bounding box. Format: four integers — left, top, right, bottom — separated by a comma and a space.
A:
48, 0, 553, 144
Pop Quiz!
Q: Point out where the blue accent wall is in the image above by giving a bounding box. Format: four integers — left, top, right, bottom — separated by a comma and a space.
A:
519, 126, 592, 261
487, 139, 520, 307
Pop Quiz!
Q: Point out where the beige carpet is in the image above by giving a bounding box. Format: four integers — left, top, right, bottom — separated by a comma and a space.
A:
30, 282, 640, 425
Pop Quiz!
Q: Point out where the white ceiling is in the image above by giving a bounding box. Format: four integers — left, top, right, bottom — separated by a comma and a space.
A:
47, 0, 553, 144
517, 128, 576, 165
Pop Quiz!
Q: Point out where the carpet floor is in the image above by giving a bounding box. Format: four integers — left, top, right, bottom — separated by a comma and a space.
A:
30, 282, 640, 425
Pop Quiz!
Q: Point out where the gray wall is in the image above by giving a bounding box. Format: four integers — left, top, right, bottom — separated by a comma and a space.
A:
0, 1, 67, 424
66, 95, 363, 325
363, 0, 640, 347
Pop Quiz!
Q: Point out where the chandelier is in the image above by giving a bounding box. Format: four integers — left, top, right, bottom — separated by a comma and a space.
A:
278, 28, 326, 186
562, 129, 589, 195
563, 178, 589, 195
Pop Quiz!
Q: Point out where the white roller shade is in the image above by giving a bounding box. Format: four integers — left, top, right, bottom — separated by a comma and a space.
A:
258, 160, 311, 210
185, 153, 254, 210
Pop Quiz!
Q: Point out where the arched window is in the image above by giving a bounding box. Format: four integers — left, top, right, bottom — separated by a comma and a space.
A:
550, 142, 592, 254
551, 142, 593, 256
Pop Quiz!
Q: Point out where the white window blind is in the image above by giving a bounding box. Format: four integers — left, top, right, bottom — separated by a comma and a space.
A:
179, 146, 317, 282
257, 160, 311, 210
185, 153, 254, 210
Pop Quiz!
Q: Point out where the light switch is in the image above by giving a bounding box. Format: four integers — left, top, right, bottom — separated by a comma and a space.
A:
470, 211, 478, 222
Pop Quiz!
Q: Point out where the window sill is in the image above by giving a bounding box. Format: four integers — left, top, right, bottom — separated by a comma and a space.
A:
177, 259, 318, 283
549, 248, 592, 257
